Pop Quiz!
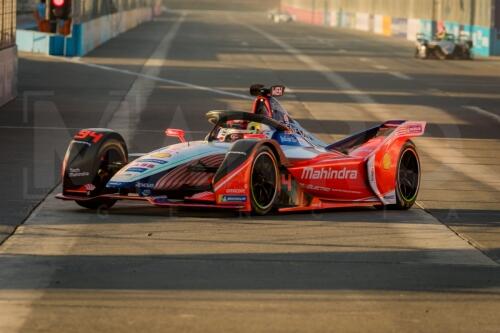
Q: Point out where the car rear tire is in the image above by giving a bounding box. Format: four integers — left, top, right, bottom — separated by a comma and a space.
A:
391, 141, 420, 210
75, 140, 127, 210
435, 47, 447, 60
250, 146, 280, 215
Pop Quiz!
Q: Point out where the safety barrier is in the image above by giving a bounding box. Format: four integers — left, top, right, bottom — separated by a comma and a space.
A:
16, 6, 154, 56
283, 4, 495, 57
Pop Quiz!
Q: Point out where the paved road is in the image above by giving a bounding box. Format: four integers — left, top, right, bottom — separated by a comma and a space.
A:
1, 9, 499, 332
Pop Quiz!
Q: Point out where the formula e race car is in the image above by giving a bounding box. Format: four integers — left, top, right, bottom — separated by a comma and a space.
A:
415, 32, 473, 60
57, 84, 426, 215
267, 9, 294, 23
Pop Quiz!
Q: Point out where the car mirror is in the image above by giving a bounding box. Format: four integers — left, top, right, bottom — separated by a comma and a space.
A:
250, 83, 265, 96
165, 128, 186, 143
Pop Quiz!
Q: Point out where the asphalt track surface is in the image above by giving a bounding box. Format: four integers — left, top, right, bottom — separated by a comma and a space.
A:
1, 10, 500, 332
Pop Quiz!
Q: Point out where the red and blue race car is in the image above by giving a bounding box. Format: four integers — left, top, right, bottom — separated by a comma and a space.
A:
57, 84, 425, 215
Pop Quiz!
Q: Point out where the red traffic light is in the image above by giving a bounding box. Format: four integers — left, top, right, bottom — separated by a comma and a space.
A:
52, 0, 65, 7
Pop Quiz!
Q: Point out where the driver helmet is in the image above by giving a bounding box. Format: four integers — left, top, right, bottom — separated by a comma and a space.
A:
216, 121, 273, 142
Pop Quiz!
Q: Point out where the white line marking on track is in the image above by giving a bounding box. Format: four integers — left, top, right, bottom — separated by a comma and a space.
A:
373, 64, 388, 70
66, 59, 250, 101
0, 126, 205, 133
359, 57, 370, 62
388, 72, 412, 80
102, 13, 187, 142
238, 23, 374, 105
58, 20, 250, 103
462, 105, 500, 124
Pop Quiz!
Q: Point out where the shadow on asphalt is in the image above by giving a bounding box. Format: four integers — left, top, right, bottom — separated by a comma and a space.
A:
0, 250, 499, 292
42, 203, 443, 225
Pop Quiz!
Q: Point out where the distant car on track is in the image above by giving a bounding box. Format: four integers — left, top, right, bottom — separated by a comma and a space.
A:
415, 32, 473, 60
57, 84, 426, 215
267, 9, 294, 23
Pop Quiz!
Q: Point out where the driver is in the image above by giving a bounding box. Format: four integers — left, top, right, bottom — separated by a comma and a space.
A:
436, 27, 447, 40
216, 121, 273, 142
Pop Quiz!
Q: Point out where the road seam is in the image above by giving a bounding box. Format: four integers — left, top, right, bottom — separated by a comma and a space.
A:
415, 201, 498, 265
0, 183, 59, 247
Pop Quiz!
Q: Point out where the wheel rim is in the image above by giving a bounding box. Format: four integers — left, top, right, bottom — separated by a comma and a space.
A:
93, 147, 125, 193
398, 149, 420, 201
251, 151, 278, 210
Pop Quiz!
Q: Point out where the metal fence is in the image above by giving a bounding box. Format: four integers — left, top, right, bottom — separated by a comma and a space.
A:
0, 0, 16, 50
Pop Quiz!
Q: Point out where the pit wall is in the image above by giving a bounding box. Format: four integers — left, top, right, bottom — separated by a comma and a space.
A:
282, 3, 496, 57
16, 6, 153, 57
0, 46, 17, 107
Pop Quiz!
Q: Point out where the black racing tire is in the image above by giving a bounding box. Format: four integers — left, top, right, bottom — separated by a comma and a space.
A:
249, 146, 280, 215
464, 49, 472, 60
435, 47, 447, 60
389, 140, 421, 210
75, 139, 127, 210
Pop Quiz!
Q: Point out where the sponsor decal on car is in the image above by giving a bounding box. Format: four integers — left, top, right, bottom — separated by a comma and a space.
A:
138, 159, 168, 165
68, 168, 90, 178
133, 163, 156, 169
383, 153, 392, 170
135, 182, 155, 188
126, 167, 149, 173
106, 181, 127, 187
277, 133, 300, 146
139, 189, 152, 196
151, 152, 172, 158
225, 188, 246, 194
299, 183, 362, 194
408, 124, 423, 134
220, 195, 247, 202
302, 184, 331, 192
301, 167, 358, 180
74, 130, 103, 143
83, 183, 96, 191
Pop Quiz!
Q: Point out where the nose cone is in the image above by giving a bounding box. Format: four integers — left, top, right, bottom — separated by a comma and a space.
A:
107, 141, 230, 187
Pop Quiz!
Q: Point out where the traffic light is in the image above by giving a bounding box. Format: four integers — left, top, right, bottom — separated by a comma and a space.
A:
50, 0, 70, 20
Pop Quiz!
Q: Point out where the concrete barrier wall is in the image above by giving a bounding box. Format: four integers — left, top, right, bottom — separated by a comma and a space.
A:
164, 0, 280, 11
0, 46, 17, 107
74, 7, 153, 56
17, 6, 153, 57
283, 0, 497, 56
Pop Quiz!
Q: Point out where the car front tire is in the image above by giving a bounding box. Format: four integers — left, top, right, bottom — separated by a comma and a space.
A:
249, 146, 280, 215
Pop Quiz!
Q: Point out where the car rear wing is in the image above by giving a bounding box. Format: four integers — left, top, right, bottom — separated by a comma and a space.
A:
364, 120, 426, 159
326, 120, 426, 155
382, 120, 426, 140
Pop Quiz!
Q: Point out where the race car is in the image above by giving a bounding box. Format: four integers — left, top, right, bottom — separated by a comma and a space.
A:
415, 32, 473, 60
267, 9, 294, 23
56, 84, 425, 215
